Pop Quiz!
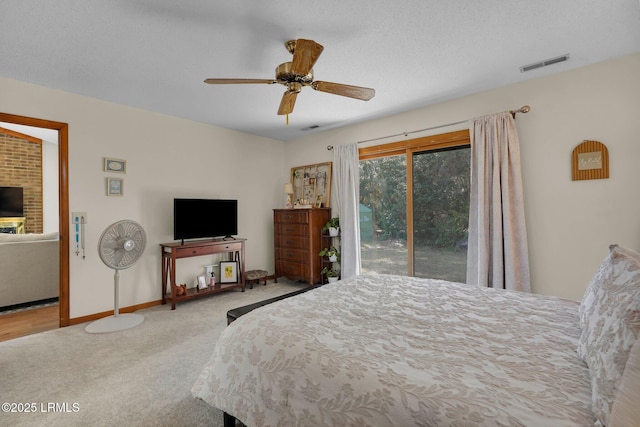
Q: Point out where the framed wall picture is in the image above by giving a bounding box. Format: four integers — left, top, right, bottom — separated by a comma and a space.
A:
290, 161, 332, 208
571, 140, 609, 181
103, 157, 126, 173
219, 261, 239, 284
106, 177, 123, 196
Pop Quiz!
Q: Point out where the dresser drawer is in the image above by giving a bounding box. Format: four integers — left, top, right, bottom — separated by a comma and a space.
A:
174, 241, 242, 258
275, 235, 308, 249
275, 247, 307, 262
175, 245, 215, 258
276, 261, 310, 281
274, 210, 309, 224
275, 223, 308, 237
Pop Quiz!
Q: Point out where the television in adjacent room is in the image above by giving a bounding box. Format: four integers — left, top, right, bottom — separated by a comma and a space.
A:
173, 198, 238, 244
0, 186, 24, 217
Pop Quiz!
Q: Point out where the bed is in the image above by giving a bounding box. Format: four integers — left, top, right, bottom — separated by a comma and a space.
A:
192, 244, 640, 427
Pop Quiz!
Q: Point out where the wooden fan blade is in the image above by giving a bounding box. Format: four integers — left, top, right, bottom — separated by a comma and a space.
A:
312, 81, 375, 101
204, 78, 276, 84
277, 91, 298, 115
291, 39, 324, 76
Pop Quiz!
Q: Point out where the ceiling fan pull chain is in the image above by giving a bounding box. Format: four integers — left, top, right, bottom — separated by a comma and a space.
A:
286, 113, 289, 126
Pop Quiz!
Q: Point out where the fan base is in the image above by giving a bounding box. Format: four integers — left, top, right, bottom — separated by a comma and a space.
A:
85, 313, 144, 334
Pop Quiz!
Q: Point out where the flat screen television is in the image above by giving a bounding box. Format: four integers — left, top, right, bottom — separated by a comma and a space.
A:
0, 186, 24, 217
173, 198, 238, 243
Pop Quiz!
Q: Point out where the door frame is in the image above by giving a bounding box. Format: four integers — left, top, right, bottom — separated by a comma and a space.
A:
0, 112, 70, 327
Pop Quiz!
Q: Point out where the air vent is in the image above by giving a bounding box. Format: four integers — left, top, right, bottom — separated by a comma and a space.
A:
520, 54, 570, 73
301, 125, 320, 131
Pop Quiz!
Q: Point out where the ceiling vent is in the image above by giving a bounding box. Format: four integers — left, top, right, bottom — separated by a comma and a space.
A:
301, 124, 320, 131
520, 54, 570, 73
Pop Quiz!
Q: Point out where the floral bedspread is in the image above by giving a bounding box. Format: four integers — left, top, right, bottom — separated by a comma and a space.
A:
192, 274, 594, 426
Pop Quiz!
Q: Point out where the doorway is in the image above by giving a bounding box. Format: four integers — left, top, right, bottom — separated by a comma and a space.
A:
0, 112, 69, 330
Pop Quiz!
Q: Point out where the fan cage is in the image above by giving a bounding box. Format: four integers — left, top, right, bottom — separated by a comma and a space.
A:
98, 220, 147, 270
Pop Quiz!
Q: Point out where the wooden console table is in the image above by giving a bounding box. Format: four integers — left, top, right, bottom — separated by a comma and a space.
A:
160, 238, 246, 310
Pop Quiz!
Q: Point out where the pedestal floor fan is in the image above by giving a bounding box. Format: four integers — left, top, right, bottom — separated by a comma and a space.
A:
85, 220, 147, 334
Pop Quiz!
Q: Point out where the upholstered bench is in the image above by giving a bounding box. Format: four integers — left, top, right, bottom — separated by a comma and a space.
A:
245, 269, 268, 289
226, 284, 322, 325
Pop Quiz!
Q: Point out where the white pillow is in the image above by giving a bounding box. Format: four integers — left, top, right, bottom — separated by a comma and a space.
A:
609, 338, 640, 426
578, 249, 614, 328
577, 244, 640, 426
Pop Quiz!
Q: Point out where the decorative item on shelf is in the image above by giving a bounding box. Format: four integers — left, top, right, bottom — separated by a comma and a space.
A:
319, 246, 340, 262
321, 266, 339, 283
294, 199, 313, 209
204, 264, 218, 288
220, 260, 239, 283
209, 272, 216, 287
322, 217, 340, 236
284, 183, 294, 209
175, 284, 187, 296
291, 162, 332, 208
197, 275, 208, 292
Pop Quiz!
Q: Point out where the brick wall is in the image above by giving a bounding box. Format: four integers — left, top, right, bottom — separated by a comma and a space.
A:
0, 131, 43, 233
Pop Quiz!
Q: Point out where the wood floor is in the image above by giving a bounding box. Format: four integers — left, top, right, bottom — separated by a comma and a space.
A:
0, 305, 59, 342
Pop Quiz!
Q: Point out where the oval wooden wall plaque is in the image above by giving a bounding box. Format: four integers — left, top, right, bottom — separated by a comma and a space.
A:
571, 140, 609, 181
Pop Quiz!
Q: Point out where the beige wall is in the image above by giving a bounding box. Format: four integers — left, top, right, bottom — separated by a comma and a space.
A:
0, 53, 638, 317
284, 53, 640, 301
0, 77, 285, 318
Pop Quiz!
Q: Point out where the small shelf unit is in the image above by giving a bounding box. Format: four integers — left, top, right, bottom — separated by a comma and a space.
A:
160, 238, 246, 310
320, 230, 340, 284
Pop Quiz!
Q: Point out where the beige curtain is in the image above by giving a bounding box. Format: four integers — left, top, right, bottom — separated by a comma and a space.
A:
466, 112, 531, 292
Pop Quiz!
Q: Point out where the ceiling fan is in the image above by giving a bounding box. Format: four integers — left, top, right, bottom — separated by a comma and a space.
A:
204, 39, 375, 118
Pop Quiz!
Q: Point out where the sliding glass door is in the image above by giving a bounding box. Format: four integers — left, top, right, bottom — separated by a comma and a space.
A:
359, 130, 470, 281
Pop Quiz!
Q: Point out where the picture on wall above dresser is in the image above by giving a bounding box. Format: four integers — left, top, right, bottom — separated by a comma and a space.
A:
290, 162, 332, 208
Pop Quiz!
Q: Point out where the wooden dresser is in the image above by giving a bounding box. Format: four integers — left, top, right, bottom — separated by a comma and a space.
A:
274, 208, 331, 285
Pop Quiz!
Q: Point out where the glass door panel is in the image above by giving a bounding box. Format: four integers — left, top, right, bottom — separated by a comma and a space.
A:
359, 155, 408, 275
412, 147, 470, 283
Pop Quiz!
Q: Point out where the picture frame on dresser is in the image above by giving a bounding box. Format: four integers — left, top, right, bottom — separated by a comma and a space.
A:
220, 261, 239, 283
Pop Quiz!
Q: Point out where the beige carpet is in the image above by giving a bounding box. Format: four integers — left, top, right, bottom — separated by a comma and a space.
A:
0, 279, 308, 427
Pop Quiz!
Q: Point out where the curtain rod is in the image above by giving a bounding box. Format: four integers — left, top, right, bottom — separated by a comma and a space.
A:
327, 105, 530, 150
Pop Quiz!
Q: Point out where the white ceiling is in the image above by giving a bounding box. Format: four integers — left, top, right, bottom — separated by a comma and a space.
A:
1, 1, 639, 141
